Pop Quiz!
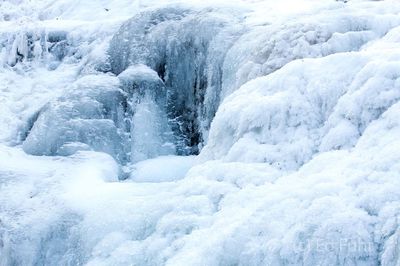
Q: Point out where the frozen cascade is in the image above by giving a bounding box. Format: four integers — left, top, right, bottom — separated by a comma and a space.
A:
108, 6, 245, 154
118, 64, 175, 162
1, 28, 70, 67
20, 5, 400, 163
20, 6, 245, 162
107, 4, 400, 158
2, 1, 400, 265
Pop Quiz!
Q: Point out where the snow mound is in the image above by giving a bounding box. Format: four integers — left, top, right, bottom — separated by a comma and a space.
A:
130, 155, 196, 182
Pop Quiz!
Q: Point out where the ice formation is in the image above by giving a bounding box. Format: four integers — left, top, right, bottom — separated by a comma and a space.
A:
1, 0, 400, 265
22, 74, 128, 162
109, 6, 244, 153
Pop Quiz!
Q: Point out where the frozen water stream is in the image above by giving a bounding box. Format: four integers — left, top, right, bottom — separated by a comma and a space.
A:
1, 0, 400, 265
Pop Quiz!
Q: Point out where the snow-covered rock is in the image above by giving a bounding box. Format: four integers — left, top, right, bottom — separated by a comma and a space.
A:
22, 74, 129, 163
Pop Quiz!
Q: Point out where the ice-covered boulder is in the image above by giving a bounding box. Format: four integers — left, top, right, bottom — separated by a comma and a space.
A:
22, 74, 129, 162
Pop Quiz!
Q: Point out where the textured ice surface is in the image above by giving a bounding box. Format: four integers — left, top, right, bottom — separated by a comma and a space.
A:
1, 0, 400, 265
118, 65, 175, 162
22, 74, 129, 163
109, 6, 244, 153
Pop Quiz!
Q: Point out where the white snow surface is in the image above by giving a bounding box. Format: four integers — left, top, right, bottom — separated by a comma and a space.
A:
1, 0, 400, 265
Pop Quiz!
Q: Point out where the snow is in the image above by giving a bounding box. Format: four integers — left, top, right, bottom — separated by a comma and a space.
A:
130, 155, 196, 182
1, 0, 400, 265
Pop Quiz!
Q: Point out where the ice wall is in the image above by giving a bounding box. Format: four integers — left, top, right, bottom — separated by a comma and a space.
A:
108, 6, 244, 154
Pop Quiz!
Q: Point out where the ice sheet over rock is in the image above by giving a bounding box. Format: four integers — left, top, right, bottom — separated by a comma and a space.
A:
22, 74, 129, 163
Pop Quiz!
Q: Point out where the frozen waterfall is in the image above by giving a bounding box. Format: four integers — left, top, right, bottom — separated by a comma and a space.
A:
1, 0, 400, 265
